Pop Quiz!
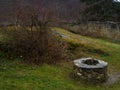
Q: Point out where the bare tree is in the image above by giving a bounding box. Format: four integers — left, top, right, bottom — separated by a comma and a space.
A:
8, 3, 66, 64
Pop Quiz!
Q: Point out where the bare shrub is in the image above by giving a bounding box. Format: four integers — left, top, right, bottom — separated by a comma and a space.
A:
4, 27, 67, 65
0, 5, 67, 65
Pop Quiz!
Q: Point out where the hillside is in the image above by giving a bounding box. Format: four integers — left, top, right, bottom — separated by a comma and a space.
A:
0, 27, 120, 90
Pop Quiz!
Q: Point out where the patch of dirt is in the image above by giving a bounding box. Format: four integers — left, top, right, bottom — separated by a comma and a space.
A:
104, 74, 120, 86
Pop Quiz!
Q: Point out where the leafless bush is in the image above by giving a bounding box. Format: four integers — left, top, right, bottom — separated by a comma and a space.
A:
4, 27, 67, 65
0, 5, 67, 65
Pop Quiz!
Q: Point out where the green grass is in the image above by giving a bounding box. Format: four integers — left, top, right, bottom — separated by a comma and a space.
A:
0, 27, 120, 90
1, 59, 120, 90
52, 28, 120, 69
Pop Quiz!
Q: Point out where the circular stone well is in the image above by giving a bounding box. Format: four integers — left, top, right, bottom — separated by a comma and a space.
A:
73, 58, 108, 83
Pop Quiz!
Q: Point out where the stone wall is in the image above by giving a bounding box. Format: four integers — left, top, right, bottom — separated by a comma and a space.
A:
73, 58, 108, 83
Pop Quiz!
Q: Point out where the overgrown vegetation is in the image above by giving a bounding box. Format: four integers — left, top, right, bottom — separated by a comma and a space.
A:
0, 5, 65, 65
0, 26, 67, 65
0, 5, 68, 65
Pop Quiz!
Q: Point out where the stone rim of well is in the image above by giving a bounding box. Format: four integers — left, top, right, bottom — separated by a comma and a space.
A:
73, 58, 108, 69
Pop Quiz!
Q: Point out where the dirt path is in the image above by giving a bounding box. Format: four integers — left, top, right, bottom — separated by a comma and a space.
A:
104, 74, 120, 86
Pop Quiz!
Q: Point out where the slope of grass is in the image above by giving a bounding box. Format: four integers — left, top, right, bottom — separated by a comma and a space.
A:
52, 28, 120, 69
0, 27, 120, 90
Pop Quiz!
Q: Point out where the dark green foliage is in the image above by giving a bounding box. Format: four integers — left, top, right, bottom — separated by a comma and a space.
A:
80, 0, 120, 21
67, 42, 80, 51
80, 0, 102, 5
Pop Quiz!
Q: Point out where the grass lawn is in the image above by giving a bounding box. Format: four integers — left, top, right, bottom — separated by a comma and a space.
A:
0, 27, 120, 90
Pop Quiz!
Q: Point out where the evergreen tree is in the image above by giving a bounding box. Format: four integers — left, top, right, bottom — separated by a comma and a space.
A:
80, 0, 120, 21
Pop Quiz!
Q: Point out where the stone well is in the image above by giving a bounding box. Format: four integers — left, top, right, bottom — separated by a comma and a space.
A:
73, 58, 108, 83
